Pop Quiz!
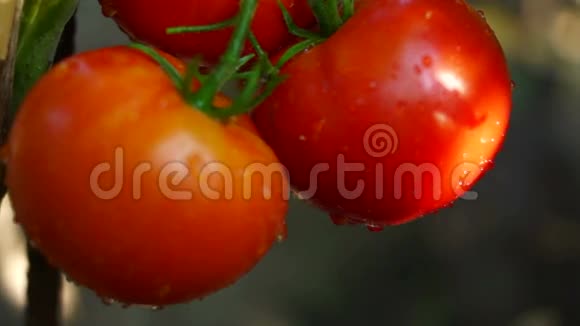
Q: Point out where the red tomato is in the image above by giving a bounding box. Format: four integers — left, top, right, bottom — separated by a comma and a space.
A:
99, 0, 315, 63
6, 46, 289, 305
253, 0, 512, 227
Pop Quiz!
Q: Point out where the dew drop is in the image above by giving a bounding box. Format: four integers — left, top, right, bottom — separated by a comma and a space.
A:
422, 56, 433, 68
479, 160, 495, 171
277, 223, 288, 243
477, 10, 486, 19
414, 65, 422, 74
510, 80, 516, 90
330, 214, 349, 226
366, 224, 384, 233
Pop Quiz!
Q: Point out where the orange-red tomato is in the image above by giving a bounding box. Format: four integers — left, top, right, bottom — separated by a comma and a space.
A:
253, 0, 512, 227
99, 0, 315, 63
6, 46, 288, 305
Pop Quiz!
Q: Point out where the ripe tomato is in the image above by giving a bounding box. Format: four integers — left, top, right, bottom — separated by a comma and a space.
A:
6, 46, 288, 305
253, 0, 512, 227
99, 0, 314, 63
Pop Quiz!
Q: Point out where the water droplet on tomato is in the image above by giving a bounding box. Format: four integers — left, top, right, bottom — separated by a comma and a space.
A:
366, 224, 384, 232
330, 214, 349, 226
479, 160, 495, 171
510, 80, 516, 89
277, 223, 288, 243
477, 10, 486, 19
414, 65, 422, 74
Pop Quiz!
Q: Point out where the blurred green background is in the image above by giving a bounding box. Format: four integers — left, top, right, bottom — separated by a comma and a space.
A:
2, 0, 580, 325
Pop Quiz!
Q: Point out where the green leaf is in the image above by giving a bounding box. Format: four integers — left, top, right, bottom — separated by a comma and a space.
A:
10, 0, 79, 118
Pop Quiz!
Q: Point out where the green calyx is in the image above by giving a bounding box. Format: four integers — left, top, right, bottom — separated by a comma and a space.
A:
133, 0, 277, 120
304, 0, 355, 37
132, 0, 356, 121
274, 0, 355, 64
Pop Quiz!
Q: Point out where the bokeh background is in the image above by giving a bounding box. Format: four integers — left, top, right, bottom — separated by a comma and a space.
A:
2, 0, 580, 325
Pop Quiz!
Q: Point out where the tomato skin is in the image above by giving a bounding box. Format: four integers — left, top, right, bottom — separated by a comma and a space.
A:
99, 0, 314, 62
6, 46, 288, 305
253, 0, 512, 226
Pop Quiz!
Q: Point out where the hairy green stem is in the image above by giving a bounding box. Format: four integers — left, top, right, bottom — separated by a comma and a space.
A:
308, 0, 335, 36
327, 0, 344, 30
130, 43, 182, 87
167, 17, 236, 34
278, 0, 323, 40
343, 0, 355, 21
187, 0, 258, 111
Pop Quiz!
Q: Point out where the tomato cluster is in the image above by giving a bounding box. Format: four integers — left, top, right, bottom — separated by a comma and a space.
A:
5, 0, 512, 306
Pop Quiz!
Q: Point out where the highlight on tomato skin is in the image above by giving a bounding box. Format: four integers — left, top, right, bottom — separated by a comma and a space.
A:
252, 0, 513, 227
98, 0, 315, 63
5, 46, 289, 306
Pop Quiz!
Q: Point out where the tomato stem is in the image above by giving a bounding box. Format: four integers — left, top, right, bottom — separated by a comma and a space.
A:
130, 43, 183, 88
308, 0, 335, 36
327, 0, 344, 31
134, 0, 288, 119
276, 38, 320, 68
285, 0, 354, 41
343, 0, 355, 21
166, 17, 236, 34
247, 32, 278, 76
186, 0, 257, 112
278, 1, 323, 40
